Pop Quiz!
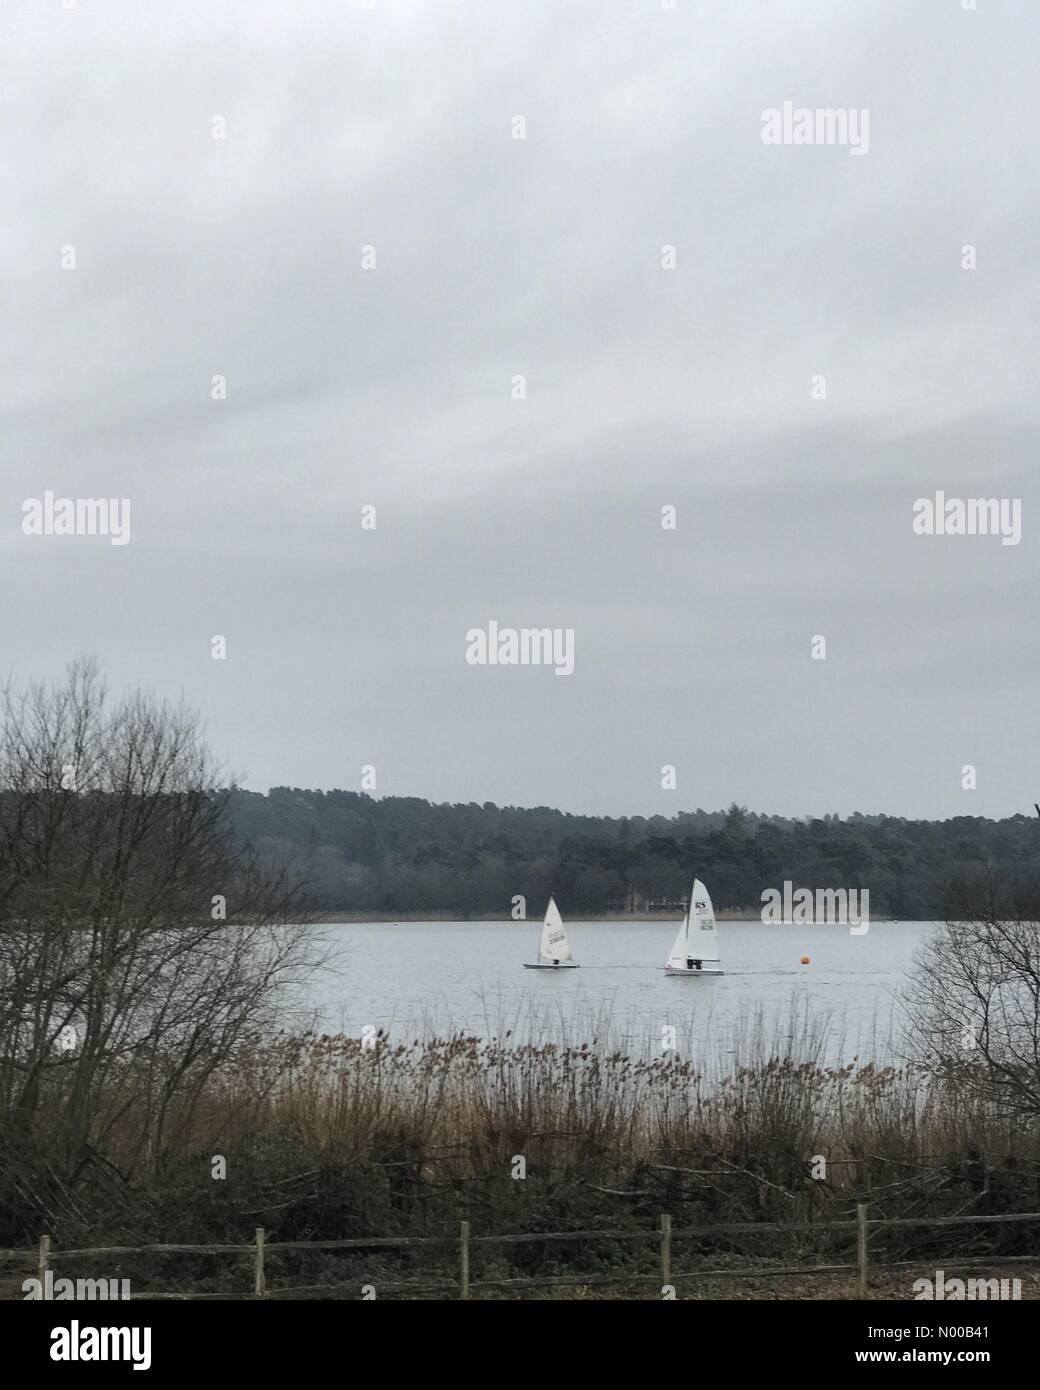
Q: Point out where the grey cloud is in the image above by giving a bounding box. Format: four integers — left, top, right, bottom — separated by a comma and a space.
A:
2, 0, 1036, 819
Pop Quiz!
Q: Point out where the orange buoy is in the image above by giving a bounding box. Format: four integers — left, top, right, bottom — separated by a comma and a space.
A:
800, 955, 810, 965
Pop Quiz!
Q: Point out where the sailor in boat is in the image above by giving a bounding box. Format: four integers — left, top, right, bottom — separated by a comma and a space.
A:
686, 957, 702, 971
553, 958, 560, 965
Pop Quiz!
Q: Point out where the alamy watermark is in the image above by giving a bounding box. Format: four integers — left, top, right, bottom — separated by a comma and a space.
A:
761, 102, 869, 156
761, 882, 869, 935
21, 491, 131, 546
465, 621, 574, 676
24, 1273, 131, 1300
913, 1270, 1020, 1301
49, 1321, 151, 1371
912, 491, 1021, 546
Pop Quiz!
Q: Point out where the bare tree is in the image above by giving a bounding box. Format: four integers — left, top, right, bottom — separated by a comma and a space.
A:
0, 657, 324, 1206
906, 868, 1040, 1119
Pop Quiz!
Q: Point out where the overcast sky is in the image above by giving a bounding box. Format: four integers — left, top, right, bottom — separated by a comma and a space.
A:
3, 0, 1036, 820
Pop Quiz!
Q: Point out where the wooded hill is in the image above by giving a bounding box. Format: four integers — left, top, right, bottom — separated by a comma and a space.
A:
227, 790, 1040, 919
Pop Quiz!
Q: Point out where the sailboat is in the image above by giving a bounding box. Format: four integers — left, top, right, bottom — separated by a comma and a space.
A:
664, 878, 724, 976
523, 896, 579, 969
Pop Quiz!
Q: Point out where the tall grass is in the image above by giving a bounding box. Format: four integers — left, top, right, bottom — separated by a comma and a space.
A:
8, 1000, 1039, 1291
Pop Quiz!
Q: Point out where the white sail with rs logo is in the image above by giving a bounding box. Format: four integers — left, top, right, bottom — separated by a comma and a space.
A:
664, 878, 724, 976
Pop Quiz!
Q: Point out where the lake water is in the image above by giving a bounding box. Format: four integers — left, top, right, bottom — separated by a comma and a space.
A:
303, 918, 935, 1069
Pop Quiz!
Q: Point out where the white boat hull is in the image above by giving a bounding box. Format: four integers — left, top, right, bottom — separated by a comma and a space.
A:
664, 965, 724, 976
524, 961, 580, 969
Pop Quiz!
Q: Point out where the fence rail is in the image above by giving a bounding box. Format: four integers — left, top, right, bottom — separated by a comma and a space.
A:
4, 1209, 1039, 1300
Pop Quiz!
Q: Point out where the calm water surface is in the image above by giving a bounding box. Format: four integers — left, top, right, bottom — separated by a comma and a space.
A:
304, 919, 935, 1068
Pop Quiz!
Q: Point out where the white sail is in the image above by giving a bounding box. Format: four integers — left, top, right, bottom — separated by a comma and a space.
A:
538, 896, 572, 962
666, 878, 721, 969
666, 911, 690, 970
688, 879, 721, 960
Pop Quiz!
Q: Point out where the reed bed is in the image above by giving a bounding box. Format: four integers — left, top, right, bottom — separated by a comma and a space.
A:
5, 1004, 1040, 1294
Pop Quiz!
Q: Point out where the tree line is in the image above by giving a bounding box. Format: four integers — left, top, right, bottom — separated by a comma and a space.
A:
229, 788, 1040, 918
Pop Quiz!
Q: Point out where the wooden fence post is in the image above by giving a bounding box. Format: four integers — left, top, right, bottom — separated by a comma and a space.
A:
856, 1203, 869, 1299
254, 1227, 266, 1298
660, 1214, 672, 1291
459, 1220, 470, 1301
38, 1234, 50, 1288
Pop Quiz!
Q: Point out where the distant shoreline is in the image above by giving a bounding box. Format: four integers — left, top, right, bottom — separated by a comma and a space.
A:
308, 910, 919, 924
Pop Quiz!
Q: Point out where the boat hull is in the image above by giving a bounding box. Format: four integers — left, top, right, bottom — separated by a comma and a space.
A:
664, 966, 724, 976
523, 962, 580, 969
